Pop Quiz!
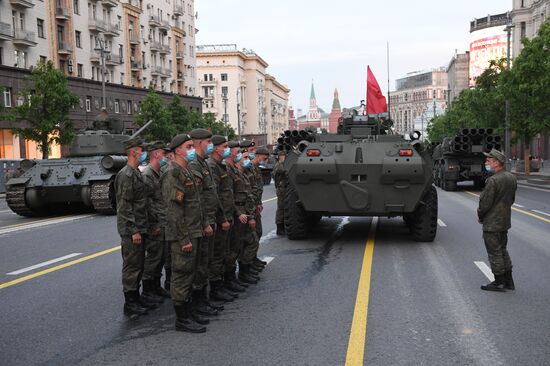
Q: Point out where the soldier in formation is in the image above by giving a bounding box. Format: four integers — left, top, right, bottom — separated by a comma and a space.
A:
115, 133, 271, 332
272, 150, 287, 235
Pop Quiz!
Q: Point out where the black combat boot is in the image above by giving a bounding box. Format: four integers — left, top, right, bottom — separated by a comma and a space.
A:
226, 270, 249, 288
276, 224, 285, 236
504, 270, 515, 290
210, 281, 236, 302
142, 280, 164, 304
174, 303, 206, 333
223, 276, 246, 293
254, 257, 267, 266
248, 266, 261, 277
155, 277, 171, 298
123, 292, 149, 316
238, 264, 259, 285
481, 274, 507, 292
134, 290, 160, 309
164, 271, 171, 292
192, 290, 219, 316
250, 262, 264, 272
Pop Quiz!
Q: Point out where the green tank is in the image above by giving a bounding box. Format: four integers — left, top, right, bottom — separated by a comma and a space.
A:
432, 128, 500, 191
5, 118, 152, 217
279, 108, 438, 242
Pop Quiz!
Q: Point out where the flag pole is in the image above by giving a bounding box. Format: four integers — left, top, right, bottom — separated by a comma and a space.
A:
387, 41, 391, 120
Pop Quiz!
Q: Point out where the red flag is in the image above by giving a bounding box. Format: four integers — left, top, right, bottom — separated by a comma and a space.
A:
366, 66, 388, 114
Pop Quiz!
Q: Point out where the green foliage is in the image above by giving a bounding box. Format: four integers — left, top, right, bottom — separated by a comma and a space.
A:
10, 61, 79, 159
136, 88, 175, 142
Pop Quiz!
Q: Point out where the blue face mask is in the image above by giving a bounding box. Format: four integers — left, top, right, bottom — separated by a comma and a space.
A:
235, 152, 243, 163
242, 158, 251, 168
248, 153, 256, 160
485, 164, 493, 172
205, 143, 214, 156
186, 148, 197, 162
138, 151, 148, 163
222, 147, 231, 159
160, 157, 168, 167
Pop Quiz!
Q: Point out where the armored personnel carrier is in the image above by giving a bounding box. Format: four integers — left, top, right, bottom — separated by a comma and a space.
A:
5, 118, 152, 217
432, 128, 500, 191
279, 108, 437, 242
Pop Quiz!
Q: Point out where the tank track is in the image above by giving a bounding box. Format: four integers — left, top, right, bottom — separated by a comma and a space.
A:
5, 185, 36, 217
91, 181, 116, 215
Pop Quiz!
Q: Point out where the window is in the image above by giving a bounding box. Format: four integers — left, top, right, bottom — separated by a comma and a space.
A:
85, 96, 91, 112
73, 0, 80, 14
59, 59, 66, 73
114, 99, 120, 113
75, 31, 81, 48
521, 22, 526, 38
0, 47, 3, 65
120, 72, 124, 85
39, 55, 47, 64
77, 63, 83, 77
222, 86, 228, 97
14, 50, 27, 68
221, 73, 228, 81
127, 100, 132, 114
3, 88, 12, 107
37, 19, 45, 38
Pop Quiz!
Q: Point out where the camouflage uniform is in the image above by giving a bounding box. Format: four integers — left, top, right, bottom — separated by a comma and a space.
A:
250, 163, 264, 238
207, 156, 233, 281
188, 155, 218, 289
142, 164, 165, 282
273, 160, 287, 226
478, 169, 517, 276
161, 162, 203, 305
115, 165, 148, 293
241, 166, 260, 265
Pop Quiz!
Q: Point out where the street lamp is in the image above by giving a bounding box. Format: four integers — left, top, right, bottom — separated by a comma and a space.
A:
236, 88, 242, 139
94, 37, 110, 110
504, 21, 515, 168
222, 91, 228, 138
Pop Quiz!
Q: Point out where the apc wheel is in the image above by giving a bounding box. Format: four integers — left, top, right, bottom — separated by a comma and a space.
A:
443, 179, 457, 191
284, 183, 308, 240
411, 186, 438, 242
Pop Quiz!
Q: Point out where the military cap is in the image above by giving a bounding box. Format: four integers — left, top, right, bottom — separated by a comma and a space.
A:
168, 133, 191, 151
123, 137, 144, 150
146, 140, 170, 152
211, 135, 227, 146
239, 139, 255, 148
483, 149, 506, 164
228, 141, 240, 148
189, 128, 212, 140
256, 146, 270, 155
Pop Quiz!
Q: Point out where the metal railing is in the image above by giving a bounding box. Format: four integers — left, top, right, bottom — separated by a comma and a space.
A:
58, 41, 73, 53
13, 29, 36, 43
0, 22, 12, 38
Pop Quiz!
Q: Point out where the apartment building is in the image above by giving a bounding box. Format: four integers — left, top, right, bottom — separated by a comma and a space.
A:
196, 44, 290, 144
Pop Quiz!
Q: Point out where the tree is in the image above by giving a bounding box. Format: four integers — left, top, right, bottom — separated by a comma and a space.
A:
135, 88, 175, 142
502, 20, 550, 174
10, 61, 79, 159
168, 95, 191, 133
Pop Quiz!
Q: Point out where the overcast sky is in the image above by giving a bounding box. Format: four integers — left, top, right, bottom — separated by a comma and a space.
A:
195, 0, 510, 114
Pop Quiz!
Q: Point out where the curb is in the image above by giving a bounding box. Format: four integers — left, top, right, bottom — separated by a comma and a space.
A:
517, 182, 550, 190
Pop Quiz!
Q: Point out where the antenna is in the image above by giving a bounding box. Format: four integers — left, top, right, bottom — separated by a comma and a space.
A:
387, 41, 391, 120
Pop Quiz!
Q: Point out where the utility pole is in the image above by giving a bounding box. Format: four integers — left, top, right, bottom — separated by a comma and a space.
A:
236, 88, 241, 139
504, 21, 515, 169
222, 91, 228, 138
94, 37, 110, 110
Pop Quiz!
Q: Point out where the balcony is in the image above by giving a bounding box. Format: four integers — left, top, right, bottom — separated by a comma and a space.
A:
151, 66, 171, 77
58, 41, 73, 54
56, 7, 71, 20
176, 71, 184, 80
103, 23, 120, 37
159, 44, 170, 54
129, 33, 140, 45
175, 51, 184, 59
158, 19, 170, 31
106, 54, 123, 66
88, 18, 106, 32
0, 22, 12, 41
130, 61, 141, 71
90, 50, 101, 63
173, 4, 184, 16
102, 0, 118, 7
12, 29, 36, 46
9, 0, 35, 8
199, 77, 217, 85
150, 41, 161, 52
148, 15, 160, 28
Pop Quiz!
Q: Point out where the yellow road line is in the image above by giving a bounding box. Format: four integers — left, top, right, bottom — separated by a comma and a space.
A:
0, 246, 120, 291
0, 214, 76, 230
465, 191, 550, 224
345, 217, 378, 366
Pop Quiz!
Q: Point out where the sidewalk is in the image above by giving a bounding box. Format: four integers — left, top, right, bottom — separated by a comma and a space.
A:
511, 163, 550, 189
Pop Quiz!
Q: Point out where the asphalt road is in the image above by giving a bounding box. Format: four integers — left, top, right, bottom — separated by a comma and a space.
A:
0, 182, 549, 365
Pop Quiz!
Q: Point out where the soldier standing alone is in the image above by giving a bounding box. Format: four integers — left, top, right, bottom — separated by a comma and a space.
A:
273, 150, 287, 235
478, 149, 517, 292
115, 138, 150, 316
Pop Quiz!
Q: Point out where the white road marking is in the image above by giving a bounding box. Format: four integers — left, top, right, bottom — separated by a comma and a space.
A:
259, 229, 277, 245
532, 209, 550, 217
260, 256, 275, 265
0, 209, 13, 214
7, 253, 82, 275
517, 184, 550, 193
0, 214, 96, 236
474, 261, 494, 282
337, 216, 350, 231
261, 197, 277, 203
512, 204, 524, 208
437, 219, 447, 227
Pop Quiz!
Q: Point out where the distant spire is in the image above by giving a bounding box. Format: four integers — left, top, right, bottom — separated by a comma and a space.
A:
331, 88, 341, 110
310, 82, 316, 101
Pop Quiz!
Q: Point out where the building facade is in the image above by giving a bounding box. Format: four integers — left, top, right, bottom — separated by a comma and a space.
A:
0, 0, 198, 95
196, 44, 289, 144
446, 51, 469, 105
389, 68, 448, 134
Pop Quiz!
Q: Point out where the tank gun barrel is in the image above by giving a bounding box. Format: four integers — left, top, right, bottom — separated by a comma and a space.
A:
130, 120, 153, 139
